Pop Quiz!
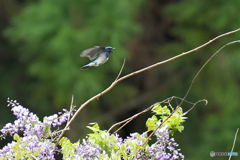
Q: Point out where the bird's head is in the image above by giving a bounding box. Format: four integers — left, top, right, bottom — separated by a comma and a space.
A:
105, 46, 115, 52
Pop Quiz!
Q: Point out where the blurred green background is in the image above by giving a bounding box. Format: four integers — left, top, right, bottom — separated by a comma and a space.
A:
1, 0, 240, 159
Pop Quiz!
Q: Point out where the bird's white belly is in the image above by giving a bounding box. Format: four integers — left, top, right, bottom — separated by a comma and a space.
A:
94, 55, 109, 66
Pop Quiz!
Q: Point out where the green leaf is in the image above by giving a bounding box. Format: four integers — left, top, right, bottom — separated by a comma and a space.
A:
13, 134, 20, 142
59, 137, 69, 146
146, 115, 159, 131
152, 105, 170, 115
86, 123, 100, 132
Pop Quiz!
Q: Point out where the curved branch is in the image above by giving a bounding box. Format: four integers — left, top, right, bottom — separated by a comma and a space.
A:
108, 103, 156, 133
55, 28, 240, 146
183, 99, 208, 115
180, 40, 240, 108
117, 29, 240, 83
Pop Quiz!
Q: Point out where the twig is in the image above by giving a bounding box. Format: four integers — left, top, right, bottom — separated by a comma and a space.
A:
109, 103, 156, 134
115, 58, 125, 81
30, 155, 39, 160
172, 96, 203, 105
108, 97, 175, 133
108, 96, 206, 134
180, 40, 240, 109
67, 95, 74, 123
228, 128, 239, 160
183, 99, 208, 115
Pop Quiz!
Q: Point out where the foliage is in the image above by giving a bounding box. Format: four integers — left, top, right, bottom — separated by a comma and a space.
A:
4, 0, 143, 111
0, 99, 184, 159
147, 105, 187, 135
1, 0, 240, 159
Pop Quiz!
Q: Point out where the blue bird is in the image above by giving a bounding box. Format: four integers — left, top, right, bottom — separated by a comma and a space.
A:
80, 46, 115, 70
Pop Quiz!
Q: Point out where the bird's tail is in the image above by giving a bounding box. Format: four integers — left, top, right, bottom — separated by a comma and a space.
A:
80, 64, 91, 70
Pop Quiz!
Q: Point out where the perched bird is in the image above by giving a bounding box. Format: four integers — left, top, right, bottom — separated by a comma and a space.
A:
80, 46, 115, 70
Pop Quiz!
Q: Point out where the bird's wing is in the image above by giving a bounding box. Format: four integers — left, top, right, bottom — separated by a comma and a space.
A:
80, 46, 105, 61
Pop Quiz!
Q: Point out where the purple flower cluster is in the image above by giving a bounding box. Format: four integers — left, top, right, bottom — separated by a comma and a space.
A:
0, 99, 184, 159
62, 133, 123, 159
122, 125, 184, 159
74, 138, 109, 159
0, 136, 55, 159
62, 126, 184, 159
0, 98, 71, 159
146, 125, 184, 160
43, 109, 69, 128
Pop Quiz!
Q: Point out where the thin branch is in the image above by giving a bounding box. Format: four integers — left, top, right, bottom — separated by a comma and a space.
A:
228, 128, 239, 160
183, 99, 208, 115
111, 99, 172, 134
180, 40, 240, 108
54, 128, 70, 135
110, 104, 156, 134
108, 97, 174, 133
30, 155, 39, 160
108, 96, 206, 134
117, 28, 240, 83
67, 95, 74, 123
172, 96, 205, 105
55, 28, 240, 146
115, 58, 125, 81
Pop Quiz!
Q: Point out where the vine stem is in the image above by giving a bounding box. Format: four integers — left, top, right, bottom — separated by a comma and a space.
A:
133, 40, 240, 159
141, 40, 240, 148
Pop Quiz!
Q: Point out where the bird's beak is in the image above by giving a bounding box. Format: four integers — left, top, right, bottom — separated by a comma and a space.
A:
112, 48, 115, 53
